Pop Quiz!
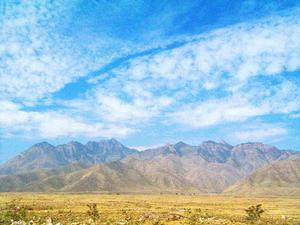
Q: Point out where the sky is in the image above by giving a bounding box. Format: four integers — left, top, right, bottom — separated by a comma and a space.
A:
0, 0, 300, 163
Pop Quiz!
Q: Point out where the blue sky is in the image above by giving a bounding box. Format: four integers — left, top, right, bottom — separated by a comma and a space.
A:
1, 0, 300, 163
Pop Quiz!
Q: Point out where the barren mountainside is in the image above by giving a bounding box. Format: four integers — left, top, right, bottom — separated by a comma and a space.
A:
224, 158, 300, 196
0, 139, 138, 175
0, 139, 299, 194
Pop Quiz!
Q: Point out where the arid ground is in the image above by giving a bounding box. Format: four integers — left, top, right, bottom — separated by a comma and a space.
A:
0, 193, 299, 224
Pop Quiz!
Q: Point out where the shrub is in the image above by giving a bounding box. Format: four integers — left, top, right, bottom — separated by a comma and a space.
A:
86, 203, 100, 222
245, 204, 264, 224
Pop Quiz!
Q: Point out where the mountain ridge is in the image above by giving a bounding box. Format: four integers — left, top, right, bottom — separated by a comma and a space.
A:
0, 139, 299, 194
0, 138, 139, 175
224, 157, 300, 196
1, 139, 298, 175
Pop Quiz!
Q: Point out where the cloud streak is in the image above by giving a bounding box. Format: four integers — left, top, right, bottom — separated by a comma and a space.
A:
90, 10, 300, 129
168, 80, 300, 128
0, 100, 133, 139
108, 9, 300, 87
233, 124, 288, 141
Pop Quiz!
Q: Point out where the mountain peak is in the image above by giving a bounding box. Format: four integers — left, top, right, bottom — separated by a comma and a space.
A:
68, 141, 83, 146
97, 138, 121, 145
219, 140, 233, 148
108, 138, 120, 144
32, 141, 54, 148
202, 140, 218, 145
219, 140, 229, 145
174, 141, 189, 148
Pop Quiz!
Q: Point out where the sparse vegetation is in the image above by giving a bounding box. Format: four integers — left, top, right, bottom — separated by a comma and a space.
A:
86, 203, 100, 223
2, 199, 29, 222
0, 193, 299, 224
245, 204, 264, 224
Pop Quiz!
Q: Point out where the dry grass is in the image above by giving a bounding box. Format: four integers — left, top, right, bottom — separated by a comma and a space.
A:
0, 193, 299, 224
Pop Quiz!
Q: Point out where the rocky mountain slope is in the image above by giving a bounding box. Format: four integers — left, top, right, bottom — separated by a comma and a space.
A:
224, 158, 300, 196
0, 155, 243, 193
0, 139, 299, 194
0, 139, 138, 175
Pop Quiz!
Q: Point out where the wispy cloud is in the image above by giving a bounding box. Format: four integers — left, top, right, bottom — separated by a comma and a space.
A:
232, 124, 288, 141
90, 10, 300, 129
0, 1, 174, 104
168, 80, 300, 128
0, 1, 91, 103
289, 113, 300, 119
105, 9, 300, 89
0, 100, 133, 139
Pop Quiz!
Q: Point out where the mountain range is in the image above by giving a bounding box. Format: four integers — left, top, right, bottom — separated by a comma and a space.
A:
224, 158, 300, 196
0, 139, 299, 195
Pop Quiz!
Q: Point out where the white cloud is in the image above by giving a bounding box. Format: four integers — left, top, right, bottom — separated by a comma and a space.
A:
35, 113, 133, 138
168, 98, 267, 128
168, 81, 300, 128
289, 113, 300, 119
60, 86, 173, 128
105, 10, 300, 93
0, 1, 160, 104
93, 92, 172, 124
0, 1, 86, 102
0, 100, 133, 138
233, 124, 288, 141
130, 144, 165, 151
89, 11, 300, 130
